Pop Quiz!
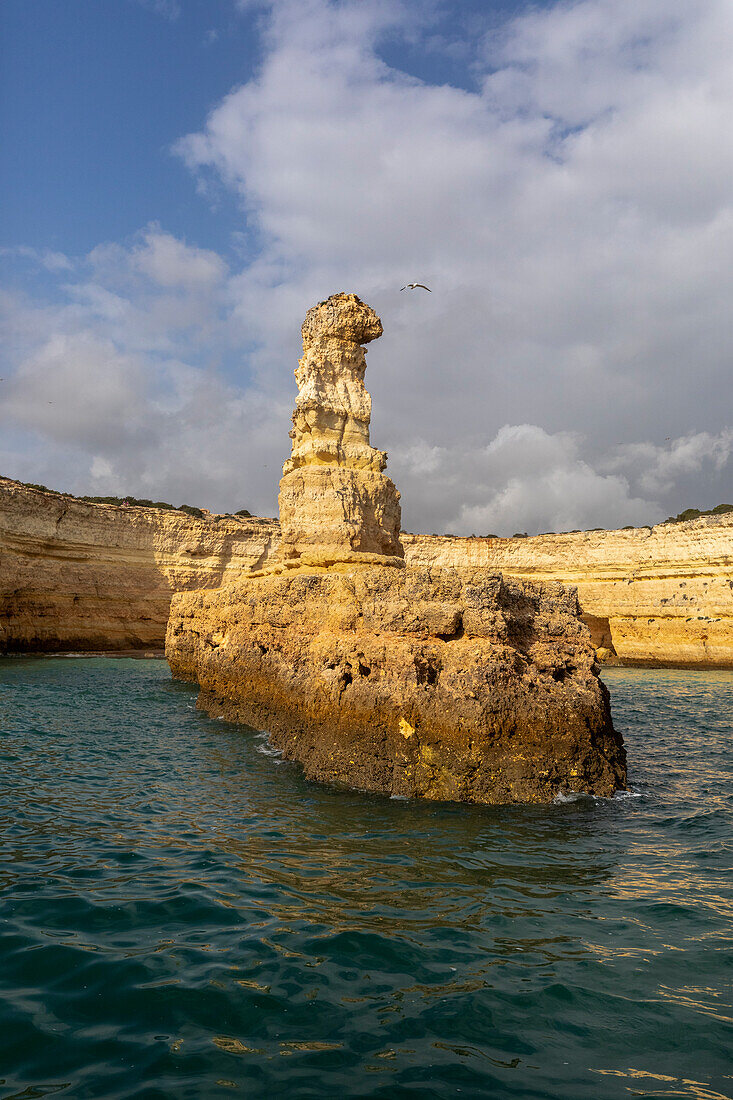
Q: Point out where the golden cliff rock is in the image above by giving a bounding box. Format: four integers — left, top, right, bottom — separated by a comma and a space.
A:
273, 293, 403, 571
166, 293, 623, 804
0, 476, 277, 652
403, 518, 733, 668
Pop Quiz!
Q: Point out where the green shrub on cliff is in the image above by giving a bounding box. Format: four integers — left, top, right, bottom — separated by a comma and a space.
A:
78, 495, 178, 510
665, 503, 733, 523
21, 482, 66, 497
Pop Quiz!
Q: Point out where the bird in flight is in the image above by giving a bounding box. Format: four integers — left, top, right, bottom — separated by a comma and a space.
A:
400, 283, 431, 292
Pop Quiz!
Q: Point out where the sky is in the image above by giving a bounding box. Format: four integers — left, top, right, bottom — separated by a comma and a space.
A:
1, 0, 732, 535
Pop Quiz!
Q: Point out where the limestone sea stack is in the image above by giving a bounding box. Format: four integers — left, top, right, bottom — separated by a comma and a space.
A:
167, 293, 626, 804
272, 293, 403, 570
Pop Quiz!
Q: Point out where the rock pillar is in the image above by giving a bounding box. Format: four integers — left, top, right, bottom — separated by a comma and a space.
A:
275, 293, 403, 570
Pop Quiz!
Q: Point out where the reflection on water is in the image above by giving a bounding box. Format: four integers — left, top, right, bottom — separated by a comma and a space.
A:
0, 659, 731, 1099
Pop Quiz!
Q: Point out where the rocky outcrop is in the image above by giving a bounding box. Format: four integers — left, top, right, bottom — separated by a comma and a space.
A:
404, 517, 733, 668
167, 567, 625, 804
0, 476, 277, 652
273, 293, 403, 571
167, 292, 623, 804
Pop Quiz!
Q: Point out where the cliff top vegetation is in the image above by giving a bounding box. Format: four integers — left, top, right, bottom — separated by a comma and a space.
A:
5, 478, 252, 520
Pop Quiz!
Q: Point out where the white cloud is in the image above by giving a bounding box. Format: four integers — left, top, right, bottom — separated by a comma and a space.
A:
132, 227, 227, 290
392, 425, 657, 536
1, 246, 74, 273
4, 332, 150, 453
175, 0, 733, 458
0, 231, 289, 514
602, 429, 733, 498
3, 0, 733, 532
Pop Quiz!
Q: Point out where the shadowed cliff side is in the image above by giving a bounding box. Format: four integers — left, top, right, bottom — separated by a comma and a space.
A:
0, 476, 277, 652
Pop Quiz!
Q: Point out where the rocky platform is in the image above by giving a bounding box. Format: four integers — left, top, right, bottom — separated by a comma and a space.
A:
166, 565, 625, 804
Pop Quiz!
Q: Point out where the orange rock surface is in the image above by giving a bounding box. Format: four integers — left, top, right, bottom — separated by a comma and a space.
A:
404, 517, 733, 668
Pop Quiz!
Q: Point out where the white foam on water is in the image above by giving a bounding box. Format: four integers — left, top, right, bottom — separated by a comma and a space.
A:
553, 791, 591, 804
254, 731, 285, 764
554, 786, 643, 805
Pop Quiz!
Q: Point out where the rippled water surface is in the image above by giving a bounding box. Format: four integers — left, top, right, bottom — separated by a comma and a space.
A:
1, 659, 732, 1099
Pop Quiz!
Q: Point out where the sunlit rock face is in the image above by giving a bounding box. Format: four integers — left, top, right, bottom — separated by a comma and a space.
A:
167, 567, 626, 804
275, 293, 403, 570
0, 476, 277, 653
167, 292, 625, 804
403, 515, 733, 668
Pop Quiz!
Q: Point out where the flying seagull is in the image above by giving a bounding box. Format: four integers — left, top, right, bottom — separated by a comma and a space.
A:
400, 283, 431, 292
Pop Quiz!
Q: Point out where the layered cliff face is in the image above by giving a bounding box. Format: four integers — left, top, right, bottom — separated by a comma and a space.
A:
404, 516, 733, 668
3, 472, 730, 666
274, 293, 402, 570
0, 476, 277, 652
167, 292, 622, 804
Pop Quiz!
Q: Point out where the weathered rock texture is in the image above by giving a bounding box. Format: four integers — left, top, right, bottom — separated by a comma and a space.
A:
0, 476, 277, 652
273, 293, 403, 571
3, 473, 731, 666
166, 292, 623, 804
404, 516, 733, 668
166, 568, 625, 804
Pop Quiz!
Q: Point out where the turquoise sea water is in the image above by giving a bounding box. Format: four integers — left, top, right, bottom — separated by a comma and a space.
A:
0, 658, 731, 1100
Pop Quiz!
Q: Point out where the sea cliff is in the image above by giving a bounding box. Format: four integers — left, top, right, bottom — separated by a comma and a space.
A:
404, 519, 733, 668
2, 474, 731, 666
0, 476, 277, 652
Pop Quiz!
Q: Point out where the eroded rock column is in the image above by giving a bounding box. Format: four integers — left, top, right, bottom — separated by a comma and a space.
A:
275, 293, 403, 570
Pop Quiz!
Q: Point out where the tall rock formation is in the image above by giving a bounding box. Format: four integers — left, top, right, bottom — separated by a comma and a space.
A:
167, 293, 625, 805
274, 293, 403, 570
